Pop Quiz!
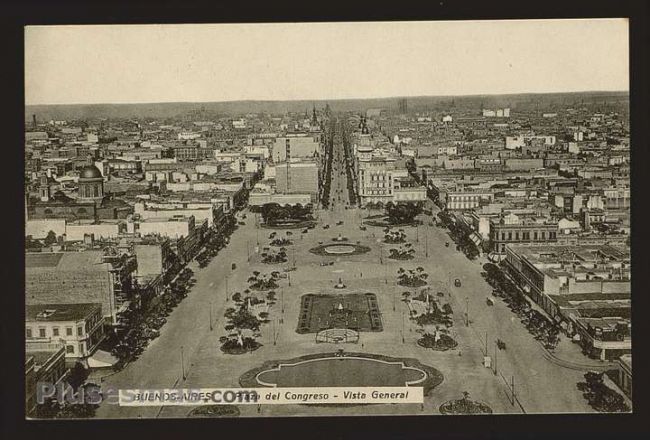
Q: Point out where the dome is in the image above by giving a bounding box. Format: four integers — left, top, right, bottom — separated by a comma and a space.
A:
79, 165, 102, 179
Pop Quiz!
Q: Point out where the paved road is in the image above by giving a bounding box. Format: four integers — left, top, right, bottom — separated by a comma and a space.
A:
328, 119, 352, 209
95, 214, 257, 418
420, 202, 593, 413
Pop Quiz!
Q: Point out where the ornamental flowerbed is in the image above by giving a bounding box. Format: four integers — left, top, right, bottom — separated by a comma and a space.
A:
417, 331, 458, 351
397, 267, 429, 287
187, 405, 240, 418
439, 392, 493, 415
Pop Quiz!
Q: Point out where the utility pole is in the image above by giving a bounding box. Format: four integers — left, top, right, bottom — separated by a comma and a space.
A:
465, 297, 469, 326
511, 375, 515, 406
493, 341, 498, 376
225, 276, 229, 302
273, 319, 276, 346
180, 346, 186, 380
209, 302, 213, 331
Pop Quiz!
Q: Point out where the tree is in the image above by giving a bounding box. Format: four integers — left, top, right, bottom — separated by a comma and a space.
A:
385, 202, 423, 225
67, 362, 89, 390
44, 230, 58, 246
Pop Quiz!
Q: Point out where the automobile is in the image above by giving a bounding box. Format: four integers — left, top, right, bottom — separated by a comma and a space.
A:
323, 225, 330, 229
307, 224, 316, 229
279, 273, 288, 279
302, 229, 309, 234
269, 232, 277, 239
445, 242, 450, 247
241, 214, 247, 219
336, 221, 344, 225
359, 226, 367, 231
238, 221, 246, 226
486, 297, 494, 306
319, 261, 334, 266
454, 279, 461, 287
231, 263, 237, 270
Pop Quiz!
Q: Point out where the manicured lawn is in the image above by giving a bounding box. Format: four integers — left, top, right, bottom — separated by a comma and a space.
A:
258, 357, 421, 387
296, 293, 382, 333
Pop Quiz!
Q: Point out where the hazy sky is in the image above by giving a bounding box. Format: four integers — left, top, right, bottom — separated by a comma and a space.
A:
25, 19, 629, 105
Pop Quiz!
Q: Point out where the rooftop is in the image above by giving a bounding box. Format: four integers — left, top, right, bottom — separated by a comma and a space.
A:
26, 303, 102, 322
25, 250, 107, 270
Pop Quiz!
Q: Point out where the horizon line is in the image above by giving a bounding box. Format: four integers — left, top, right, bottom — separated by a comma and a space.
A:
25, 89, 630, 108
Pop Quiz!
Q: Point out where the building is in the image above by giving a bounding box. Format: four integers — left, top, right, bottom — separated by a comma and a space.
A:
133, 239, 174, 294
26, 303, 105, 363
272, 136, 320, 162
25, 342, 68, 416
275, 161, 319, 198
490, 214, 558, 253
134, 215, 196, 240
445, 190, 494, 211
171, 144, 200, 161
25, 251, 136, 324
503, 244, 630, 351
617, 354, 632, 398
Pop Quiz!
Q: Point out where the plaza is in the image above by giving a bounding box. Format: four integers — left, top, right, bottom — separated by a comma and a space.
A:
93, 119, 597, 419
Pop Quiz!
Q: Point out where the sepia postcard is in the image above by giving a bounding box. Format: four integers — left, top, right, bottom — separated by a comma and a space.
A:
23, 19, 632, 420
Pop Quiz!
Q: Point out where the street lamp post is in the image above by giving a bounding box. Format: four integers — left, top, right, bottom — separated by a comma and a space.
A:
425, 229, 429, 258
209, 302, 213, 331
465, 297, 469, 326
493, 341, 498, 376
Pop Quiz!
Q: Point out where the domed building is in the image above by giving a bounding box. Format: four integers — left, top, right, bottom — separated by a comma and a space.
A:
28, 163, 133, 222
77, 165, 105, 203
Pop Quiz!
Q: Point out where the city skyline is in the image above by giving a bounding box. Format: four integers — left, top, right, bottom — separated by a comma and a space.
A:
25, 19, 629, 106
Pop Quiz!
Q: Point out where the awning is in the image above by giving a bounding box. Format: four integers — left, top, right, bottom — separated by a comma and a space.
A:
87, 350, 118, 368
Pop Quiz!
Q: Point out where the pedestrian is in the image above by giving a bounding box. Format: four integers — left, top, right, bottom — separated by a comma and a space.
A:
360, 272, 363, 278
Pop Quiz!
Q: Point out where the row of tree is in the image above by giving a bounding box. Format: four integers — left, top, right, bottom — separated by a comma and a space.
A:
260, 203, 314, 226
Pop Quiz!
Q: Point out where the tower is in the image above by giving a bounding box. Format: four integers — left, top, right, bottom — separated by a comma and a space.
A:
32, 114, 37, 130
77, 164, 104, 203
312, 104, 318, 124
38, 175, 50, 202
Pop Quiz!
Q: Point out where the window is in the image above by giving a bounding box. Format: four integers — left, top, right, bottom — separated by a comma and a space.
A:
501, 232, 506, 241
77, 326, 83, 336
66, 345, 74, 354
53, 327, 59, 337
39, 328, 46, 338
508, 232, 512, 240
26, 328, 32, 338
66, 327, 73, 336
515, 232, 520, 240
534, 231, 538, 240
